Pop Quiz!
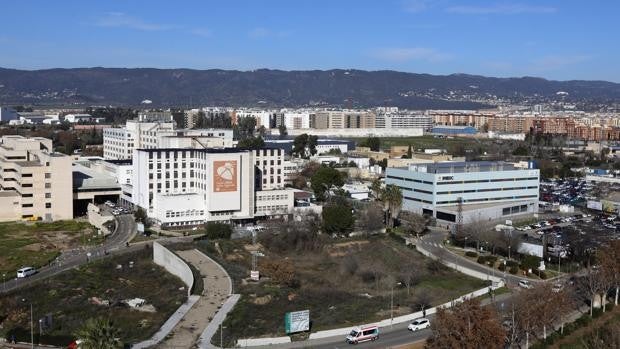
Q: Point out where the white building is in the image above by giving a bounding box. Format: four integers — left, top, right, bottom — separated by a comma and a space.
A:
65, 113, 94, 123
376, 112, 433, 130
235, 109, 273, 129
103, 119, 232, 160
283, 112, 312, 129
386, 161, 540, 228
131, 147, 294, 227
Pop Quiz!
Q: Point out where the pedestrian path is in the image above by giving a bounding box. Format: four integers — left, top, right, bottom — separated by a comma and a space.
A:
156, 249, 231, 349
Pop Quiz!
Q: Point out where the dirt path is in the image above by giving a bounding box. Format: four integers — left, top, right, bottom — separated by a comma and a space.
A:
156, 249, 230, 349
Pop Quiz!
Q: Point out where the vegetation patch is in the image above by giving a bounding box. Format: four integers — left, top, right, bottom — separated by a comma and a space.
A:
0, 220, 101, 275
0, 248, 186, 346
188, 231, 487, 347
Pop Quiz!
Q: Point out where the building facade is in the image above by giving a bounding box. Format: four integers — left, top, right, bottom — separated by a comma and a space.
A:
0, 136, 73, 221
386, 161, 539, 226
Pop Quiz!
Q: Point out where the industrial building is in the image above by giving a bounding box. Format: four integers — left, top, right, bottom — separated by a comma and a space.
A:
386, 161, 539, 227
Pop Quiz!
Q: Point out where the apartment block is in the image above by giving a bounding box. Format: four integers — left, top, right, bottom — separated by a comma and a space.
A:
0, 136, 73, 221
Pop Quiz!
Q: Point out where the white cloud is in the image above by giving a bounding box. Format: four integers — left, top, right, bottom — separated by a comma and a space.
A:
95, 12, 171, 31
446, 4, 557, 14
403, 0, 432, 13
190, 28, 212, 38
372, 47, 451, 63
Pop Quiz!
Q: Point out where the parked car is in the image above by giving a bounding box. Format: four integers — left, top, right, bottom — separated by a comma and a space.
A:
346, 326, 379, 344
408, 318, 431, 331
17, 267, 36, 278
518, 280, 533, 289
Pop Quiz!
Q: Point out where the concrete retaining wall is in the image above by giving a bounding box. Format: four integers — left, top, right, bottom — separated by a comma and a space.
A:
153, 242, 194, 297
87, 203, 115, 236
237, 337, 292, 347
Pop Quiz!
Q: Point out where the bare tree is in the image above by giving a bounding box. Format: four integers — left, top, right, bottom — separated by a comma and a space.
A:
426, 298, 506, 349
598, 240, 620, 306
357, 203, 384, 233
579, 264, 608, 315
400, 211, 429, 237
399, 262, 424, 296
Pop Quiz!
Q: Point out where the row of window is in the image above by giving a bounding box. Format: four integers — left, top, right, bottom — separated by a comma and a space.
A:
502, 204, 530, 215
164, 209, 205, 218
437, 177, 538, 185
257, 194, 289, 201
436, 195, 538, 205
436, 186, 538, 194
386, 175, 433, 185
256, 205, 289, 212
404, 196, 432, 204
22, 203, 52, 208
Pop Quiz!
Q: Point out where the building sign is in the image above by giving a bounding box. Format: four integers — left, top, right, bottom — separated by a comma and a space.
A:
284, 310, 310, 334
213, 160, 237, 192
587, 200, 603, 211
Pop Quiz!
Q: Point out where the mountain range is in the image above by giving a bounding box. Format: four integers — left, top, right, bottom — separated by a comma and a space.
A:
1, 67, 620, 109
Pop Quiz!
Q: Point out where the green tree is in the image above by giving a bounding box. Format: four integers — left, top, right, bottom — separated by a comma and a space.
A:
310, 166, 345, 201
512, 145, 529, 156
322, 198, 355, 234
380, 184, 403, 229
237, 136, 265, 149
370, 178, 382, 199
73, 318, 122, 349
278, 124, 288, 138
362, 137, 381, 151
134, 207, 148, 226
308, 135, 318, 156
406, 144, 413, 159
292, 134, 309, 158
205, 222, 233, 239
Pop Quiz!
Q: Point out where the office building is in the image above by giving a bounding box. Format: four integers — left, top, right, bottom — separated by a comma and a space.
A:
375, 112, 432, 130
0, 136, 73, 221
386, 161, 539, 227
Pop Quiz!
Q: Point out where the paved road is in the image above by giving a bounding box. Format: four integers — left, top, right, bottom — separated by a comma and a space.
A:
0, 214, 137, 294
417, 229, 537, 287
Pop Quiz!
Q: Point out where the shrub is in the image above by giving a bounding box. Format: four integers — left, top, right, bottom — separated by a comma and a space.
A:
509, 266, 519, 274
498, 264, 505, 271
505, 260, 519, 268
477, 256, 486, 264
205, 222, 232, 240
486, 256, 498, 264
465, 251, 478, 258
538, 271, 548, 279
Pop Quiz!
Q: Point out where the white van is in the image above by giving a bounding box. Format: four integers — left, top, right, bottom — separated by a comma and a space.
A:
16, 267, 36, 278
345, 325, 379, 344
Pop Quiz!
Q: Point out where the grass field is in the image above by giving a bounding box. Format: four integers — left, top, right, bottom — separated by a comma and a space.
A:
0, 220, 102, 275
0, 248, 186, 346
189, 235, 488, 346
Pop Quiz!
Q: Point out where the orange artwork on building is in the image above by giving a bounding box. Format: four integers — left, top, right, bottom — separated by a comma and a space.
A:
213, 160, 237, 192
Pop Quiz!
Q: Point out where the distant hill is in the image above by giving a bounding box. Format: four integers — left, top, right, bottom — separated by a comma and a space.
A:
1, 67, 619, 109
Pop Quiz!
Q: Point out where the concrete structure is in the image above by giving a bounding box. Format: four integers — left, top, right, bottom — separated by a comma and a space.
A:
138, 110, 173, 123
103, 119, 232, 160
72, 157, 123, 214
132, 147, 294, 227
376, 112, 432, 130
283, 111, 312, 129
313, 110, 375, 129
263, 138, 355, 154
235, 109, 273, 129
65, 113, 96, 123
0, 136, 73, 221
386, 161, 539, 226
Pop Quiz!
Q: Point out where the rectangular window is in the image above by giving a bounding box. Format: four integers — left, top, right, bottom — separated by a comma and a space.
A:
22, 203, 33, 208
45, 183, 51, 189
22, 173, 32, 178
45, 203, 51, 208
45, 193, 51, 199
22, 184, 33, 188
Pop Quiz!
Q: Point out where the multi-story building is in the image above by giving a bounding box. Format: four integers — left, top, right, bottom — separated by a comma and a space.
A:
253, 148, 284, 190
131, 147, 293, 228
376, 112, 432, 130
313, 111, 375, 129
103, 120, 232, 160
0, 136, 73, 221
283, 111, 312, 129
138, 111, 174, 123
386, 161, 539, 227
235, 109, 273, 129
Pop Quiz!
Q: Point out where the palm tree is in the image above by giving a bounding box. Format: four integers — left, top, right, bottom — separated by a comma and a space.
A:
74, 318, 122, 349
381, 185, 403, 229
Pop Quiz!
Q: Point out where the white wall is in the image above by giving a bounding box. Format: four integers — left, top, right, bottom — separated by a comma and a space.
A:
153, 242, 194, 297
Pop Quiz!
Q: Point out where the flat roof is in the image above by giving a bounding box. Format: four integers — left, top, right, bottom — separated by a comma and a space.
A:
407, 161, 520, 174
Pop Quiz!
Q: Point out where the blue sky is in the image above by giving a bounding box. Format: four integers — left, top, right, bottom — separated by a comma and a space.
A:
1, 0, 618, 82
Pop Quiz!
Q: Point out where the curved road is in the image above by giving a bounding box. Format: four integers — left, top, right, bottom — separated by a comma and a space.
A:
0, 214, 137, 294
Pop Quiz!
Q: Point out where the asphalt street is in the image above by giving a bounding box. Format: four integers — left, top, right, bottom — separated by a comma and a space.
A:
0, 214, 136, 294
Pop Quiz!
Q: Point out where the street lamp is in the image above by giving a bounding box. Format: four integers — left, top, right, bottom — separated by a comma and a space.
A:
21, 298, 34, 349
508, 245, 511, 260
220, 324, 227, 348
390, 282, 402, 328
2, 273, 6, 292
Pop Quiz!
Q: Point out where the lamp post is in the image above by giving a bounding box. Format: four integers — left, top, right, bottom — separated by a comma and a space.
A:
220, 324, 227, 348
390, 282, 402, 328
21, 298, 33, 349
2, 273, 5, 292
508, 245, 511, 260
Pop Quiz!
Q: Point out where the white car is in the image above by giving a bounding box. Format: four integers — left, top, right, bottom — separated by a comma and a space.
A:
408, 318, 430, 331
17, 267, 36, 278
518, 280, 533, 289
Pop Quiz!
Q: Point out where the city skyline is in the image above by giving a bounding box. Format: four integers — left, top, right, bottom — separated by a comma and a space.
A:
1, 0, 619, 82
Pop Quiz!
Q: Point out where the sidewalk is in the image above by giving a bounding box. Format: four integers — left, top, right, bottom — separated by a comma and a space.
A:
155, 249, 231, 348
